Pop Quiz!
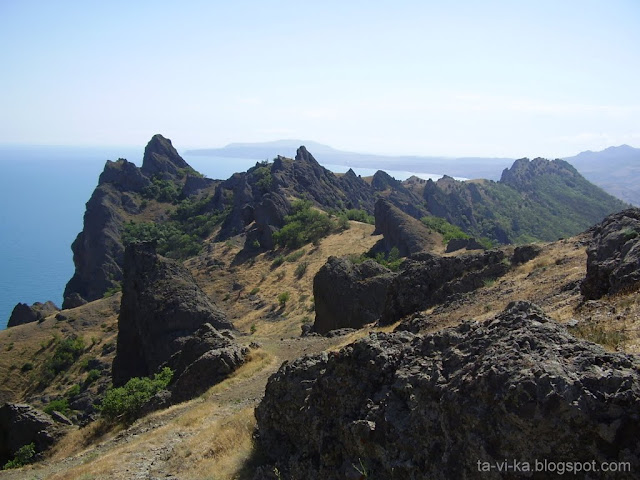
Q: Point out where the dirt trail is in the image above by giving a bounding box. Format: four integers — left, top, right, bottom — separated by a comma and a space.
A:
0, 334, 344, 480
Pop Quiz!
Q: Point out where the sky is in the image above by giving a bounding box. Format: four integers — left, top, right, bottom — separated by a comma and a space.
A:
1, 0, 639, 158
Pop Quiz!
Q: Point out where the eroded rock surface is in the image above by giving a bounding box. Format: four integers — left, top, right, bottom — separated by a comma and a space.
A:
313, 257, 395, 334
112, 242, 234, 386
582, 208, 640, 299
0, 403, 65, 466
379, 250, 509, 325
255, 302, 640, 479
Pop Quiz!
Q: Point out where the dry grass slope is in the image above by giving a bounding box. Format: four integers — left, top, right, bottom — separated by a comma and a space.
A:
2, 224, 640, 479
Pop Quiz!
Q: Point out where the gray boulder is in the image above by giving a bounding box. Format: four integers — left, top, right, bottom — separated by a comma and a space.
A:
313, 257, 395, 334
7, 301, 59, 328
255, 302, 640, 479
582, 208, 640, 299
0, 403, 65, 466
166, 324, 248, 400
445, 237, 486, 253
512, 244, 543, 265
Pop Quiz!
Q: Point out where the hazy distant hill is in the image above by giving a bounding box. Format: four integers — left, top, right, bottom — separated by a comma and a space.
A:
189, 141, 640, 206
565, 145, 640, 206
187, 141, 513, 180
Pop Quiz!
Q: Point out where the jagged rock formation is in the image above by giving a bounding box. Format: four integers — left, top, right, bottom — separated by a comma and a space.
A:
0, 403, 66, 466
372, 199, 438, 256
313, 257, 395, 334
424, 159, 627, 244
63, 134, 196, 307
582, 208, 640, 299
140, 134, 191, 180
371, 170, 428, 219
112, 242, 234, 386
7, 301, 59, 328
274, 147, 376, 212
255, 302, 640, 479
379, 250, 509, 325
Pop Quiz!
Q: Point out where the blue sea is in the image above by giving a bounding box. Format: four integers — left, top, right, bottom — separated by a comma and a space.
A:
0, 145, 446, 330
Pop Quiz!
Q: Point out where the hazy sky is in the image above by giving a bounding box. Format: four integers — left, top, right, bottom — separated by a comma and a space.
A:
1, 0, 639, 158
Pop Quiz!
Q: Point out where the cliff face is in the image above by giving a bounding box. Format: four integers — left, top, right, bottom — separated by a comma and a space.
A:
62, 135, 194, 307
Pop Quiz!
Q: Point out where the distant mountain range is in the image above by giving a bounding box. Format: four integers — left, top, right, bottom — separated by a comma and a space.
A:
565, 145, 640, 206
186, 141, 513, 180
187, 142, 640, 206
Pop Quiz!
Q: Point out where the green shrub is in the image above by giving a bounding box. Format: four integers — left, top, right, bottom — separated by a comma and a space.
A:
103, 284, 122, 298
66, 384, 81, 398
43, 336, 85, 380
141, 177, 180, 203
271, 255, 285, 269
20, 362, 33, 373
373, 246, 403, 272
251, 165, 273, 192
285, 249, 306, 262
294, 261, 308, 279
43, 398, 70, 416
85, 369, 101, 385
249, 287, 260, 295
99, 367, 173, 422
273, 200, 338, 249
421, 216, 470, 244
3, 442, 35, 469
344, 209, 374, 224
122, 197, 229, 260
277, 292, 291, 307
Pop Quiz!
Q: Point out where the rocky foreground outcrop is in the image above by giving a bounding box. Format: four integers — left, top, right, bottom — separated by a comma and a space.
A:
7, 301, 59, 328
313, 257, 395, 334
255, 302, 640, 479
112, 242, 235, 386
0, 403, 66, 466
582, 208, 640, 299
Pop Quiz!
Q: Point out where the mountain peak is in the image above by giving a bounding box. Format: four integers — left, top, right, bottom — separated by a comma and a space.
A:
141, 134, 190, 179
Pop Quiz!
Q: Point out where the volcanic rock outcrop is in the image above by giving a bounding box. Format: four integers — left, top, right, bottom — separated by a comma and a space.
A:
112, 242, 234, 386
152, 323, 249, 406
313, 257, 395, 334
581, 208, 640, 299
0, 403, 66, 466
379, 250, 509, 325
372, 199, 437, 256
7, 301, 59, 328
255, 301, 640, 479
